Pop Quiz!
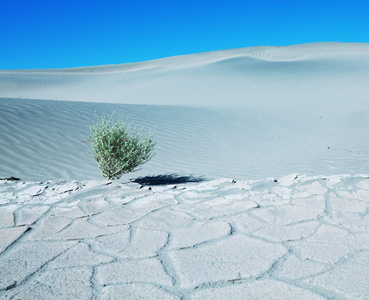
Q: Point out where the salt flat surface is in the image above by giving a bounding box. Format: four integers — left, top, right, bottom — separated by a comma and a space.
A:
0, 174, 369, 299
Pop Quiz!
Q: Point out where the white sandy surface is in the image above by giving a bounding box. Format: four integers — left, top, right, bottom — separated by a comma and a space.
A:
1, 42, 369, 298
1, 97, 369, 182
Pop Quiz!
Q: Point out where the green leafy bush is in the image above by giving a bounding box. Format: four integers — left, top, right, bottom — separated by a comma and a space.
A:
89, 113, 155, 180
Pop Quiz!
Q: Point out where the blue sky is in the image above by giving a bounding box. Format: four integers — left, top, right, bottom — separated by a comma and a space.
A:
1, 0, 368, 69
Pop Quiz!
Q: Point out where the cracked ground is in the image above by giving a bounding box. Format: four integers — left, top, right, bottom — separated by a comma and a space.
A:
1, 174, 369, 299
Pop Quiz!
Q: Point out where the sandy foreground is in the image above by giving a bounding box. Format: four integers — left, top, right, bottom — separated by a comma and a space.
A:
1, 43, 369, 298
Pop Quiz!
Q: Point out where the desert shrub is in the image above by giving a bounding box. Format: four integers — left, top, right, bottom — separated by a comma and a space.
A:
89, 113, 155, 180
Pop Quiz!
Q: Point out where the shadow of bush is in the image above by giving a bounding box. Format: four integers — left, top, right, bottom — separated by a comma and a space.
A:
131, 173, 206, 186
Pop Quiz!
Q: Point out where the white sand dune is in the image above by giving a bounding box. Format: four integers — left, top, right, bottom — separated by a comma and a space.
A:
1, 42, 369, 298
1, 42, 369, 181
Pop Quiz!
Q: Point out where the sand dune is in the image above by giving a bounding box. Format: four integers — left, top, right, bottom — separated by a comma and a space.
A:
1, 42, 369, 108
1, 42, 369, 181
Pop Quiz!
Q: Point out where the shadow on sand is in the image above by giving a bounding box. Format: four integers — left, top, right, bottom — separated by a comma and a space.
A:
131, 173, 206, 186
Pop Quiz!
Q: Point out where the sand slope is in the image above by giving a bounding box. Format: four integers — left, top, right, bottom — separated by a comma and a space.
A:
1, 97, 369, 181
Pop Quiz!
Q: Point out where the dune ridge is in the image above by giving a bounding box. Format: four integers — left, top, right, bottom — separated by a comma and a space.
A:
2, 42, 369, 72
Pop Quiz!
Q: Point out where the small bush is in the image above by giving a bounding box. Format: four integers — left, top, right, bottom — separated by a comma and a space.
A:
88, 113, 155, 180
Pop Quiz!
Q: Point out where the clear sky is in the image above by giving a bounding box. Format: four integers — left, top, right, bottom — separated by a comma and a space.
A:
1, 0, 368, 69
